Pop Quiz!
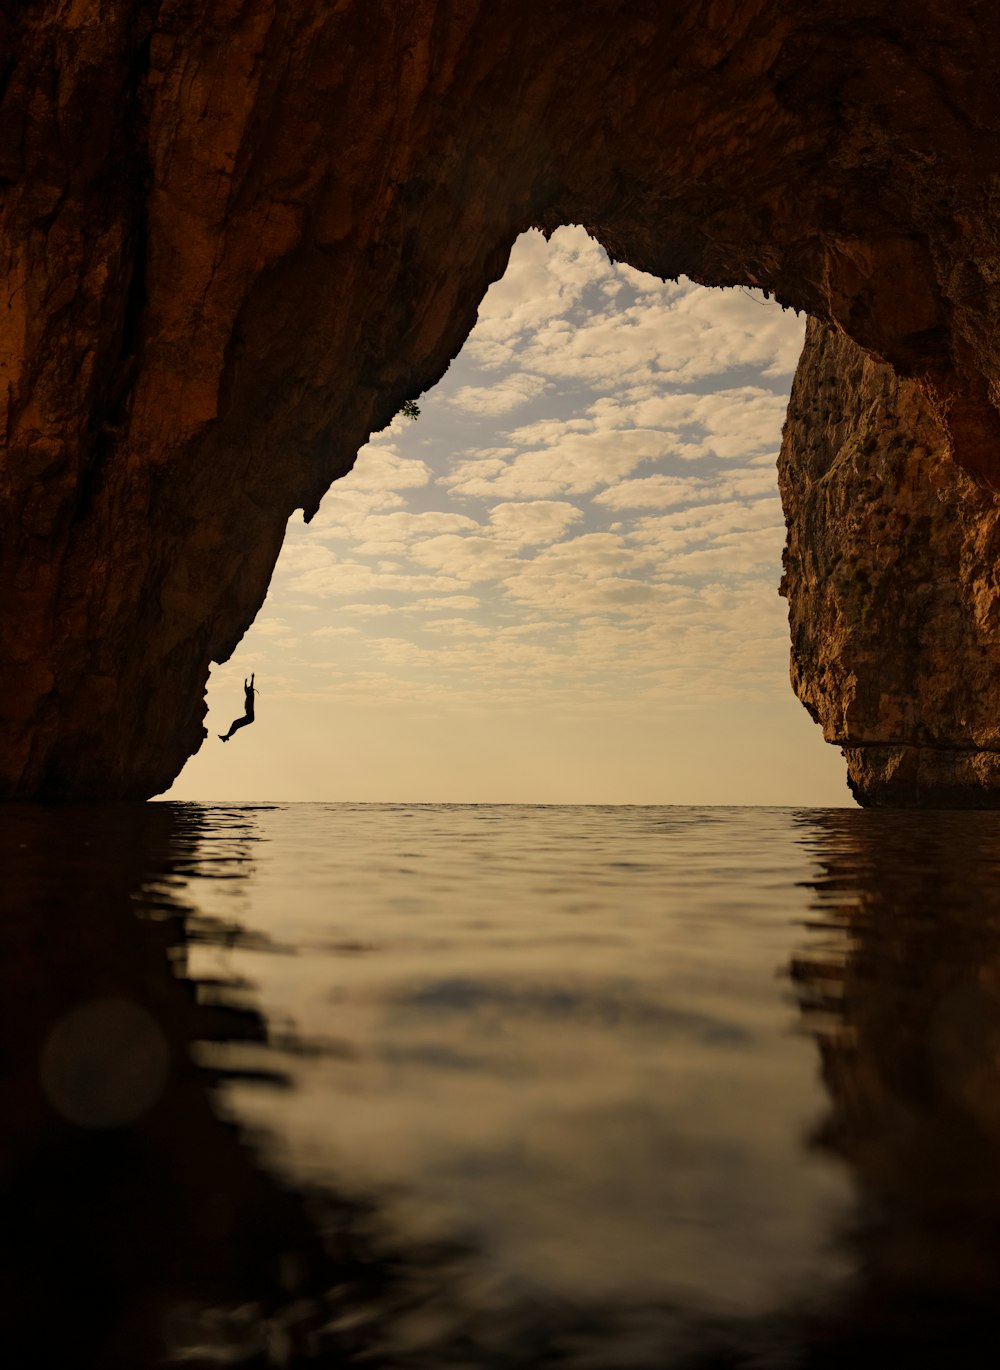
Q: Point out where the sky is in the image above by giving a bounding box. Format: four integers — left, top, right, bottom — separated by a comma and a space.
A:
166, 226, 853, 806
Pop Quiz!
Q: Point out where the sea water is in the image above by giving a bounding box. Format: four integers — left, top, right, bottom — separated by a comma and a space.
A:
4, 802, 1000, 1367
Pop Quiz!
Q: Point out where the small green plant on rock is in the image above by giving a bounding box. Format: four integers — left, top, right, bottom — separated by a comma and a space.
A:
399, 399, 421, 421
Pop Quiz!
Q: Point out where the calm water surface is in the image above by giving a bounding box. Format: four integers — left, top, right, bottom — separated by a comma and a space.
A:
4, 802, 1000, 1367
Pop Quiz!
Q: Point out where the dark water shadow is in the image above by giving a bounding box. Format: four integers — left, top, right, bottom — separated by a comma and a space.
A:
5, 804, 1000, 1367
0, 803, 341, 1368
785, 809, 1000, 1364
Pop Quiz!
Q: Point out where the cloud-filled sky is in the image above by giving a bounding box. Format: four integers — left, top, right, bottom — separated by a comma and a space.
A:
166, 227, 853, 806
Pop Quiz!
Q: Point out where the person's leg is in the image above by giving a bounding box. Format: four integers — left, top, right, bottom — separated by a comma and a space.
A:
219, 712, 254, 742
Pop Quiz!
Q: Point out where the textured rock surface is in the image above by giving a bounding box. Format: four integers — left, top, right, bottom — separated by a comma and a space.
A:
4, 0, 1000, 799
780, 321, 1000, 806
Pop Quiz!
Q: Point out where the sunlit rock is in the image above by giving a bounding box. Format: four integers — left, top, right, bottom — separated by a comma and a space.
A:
780, 322, 1000, 806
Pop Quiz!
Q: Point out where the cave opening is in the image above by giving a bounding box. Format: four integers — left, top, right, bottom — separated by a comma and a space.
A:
165, 228, 849, 806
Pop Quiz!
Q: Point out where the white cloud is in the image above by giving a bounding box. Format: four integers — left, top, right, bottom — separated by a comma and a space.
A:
351, 510, 480, 556
594, 475, 712, 511
408, 534, 521, 583
424, 617, 492, 638
280, 545, 466, 597
587, 388, 789, 461
502, 417, 593, 447
339, 442, 431, 493
336, 603, 400, 617
443, 429, 664, 500
487, 500, 583, 546
446, 374, 550, 415
406, 594, 482, 613
597, 466, 779, 512
667, 285, 805, 378
630, 497, 783, 548
501, 533, 661, 616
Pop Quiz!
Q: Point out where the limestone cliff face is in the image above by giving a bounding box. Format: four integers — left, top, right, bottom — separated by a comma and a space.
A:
4, 1, 1000, 799
780, 322, 1000, 806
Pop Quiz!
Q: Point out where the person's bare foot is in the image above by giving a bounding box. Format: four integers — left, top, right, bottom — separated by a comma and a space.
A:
219, 734, 228, 742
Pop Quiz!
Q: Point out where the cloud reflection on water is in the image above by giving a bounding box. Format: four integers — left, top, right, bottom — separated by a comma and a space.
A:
4, 803, 1000, 1366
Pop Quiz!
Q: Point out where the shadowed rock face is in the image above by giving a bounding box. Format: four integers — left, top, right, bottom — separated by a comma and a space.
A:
3, 0, 1000, 800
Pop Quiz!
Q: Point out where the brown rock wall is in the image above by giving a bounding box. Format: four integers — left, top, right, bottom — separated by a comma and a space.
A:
780, 320, 1000, 806
4, 1, 1000, 798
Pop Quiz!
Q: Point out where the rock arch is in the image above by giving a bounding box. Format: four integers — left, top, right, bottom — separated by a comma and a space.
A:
3, 0, 1000, 800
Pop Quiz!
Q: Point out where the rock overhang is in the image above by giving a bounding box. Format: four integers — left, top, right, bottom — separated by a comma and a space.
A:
3, 0, 1000, 801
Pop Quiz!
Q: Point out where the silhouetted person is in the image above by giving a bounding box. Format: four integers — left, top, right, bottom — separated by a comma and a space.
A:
219, 673, 256, 742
